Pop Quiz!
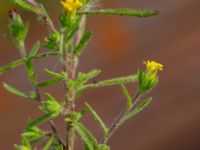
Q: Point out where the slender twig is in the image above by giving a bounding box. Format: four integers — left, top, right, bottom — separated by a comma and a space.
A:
34, 79, 66, 148
49, 120, 66, 147
102, 93, 142, 144
34, 82, 66, 148
35, 86, 66, 148
78, 75, 137, 92
19, 41, 65, 148
65, 16, 86, 150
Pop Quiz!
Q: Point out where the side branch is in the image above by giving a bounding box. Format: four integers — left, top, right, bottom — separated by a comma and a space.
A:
102, 93, 142, 144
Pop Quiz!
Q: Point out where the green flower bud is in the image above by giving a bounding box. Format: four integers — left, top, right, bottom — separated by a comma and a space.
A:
22, 126, 44, 144
44, 30, 60, 50
41, 93, 63, 117
8, 9, 29, 43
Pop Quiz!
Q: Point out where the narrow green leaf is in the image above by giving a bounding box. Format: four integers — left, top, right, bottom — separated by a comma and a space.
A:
29, 52, 59, 60
78, 75, 137, 91
45, 68, 65, 79
43, 135, 55, 150
0, 52, 59, 75
120, 84, 132, 108
22, 138, 32, 150
65, 16, 82, 43
0, 59, 24, 75
41, 93, 63, 117
25, 58, 37, 85
75, 69, 101, 87
3, 82, 29, 98
14, 0, 40, 13
120, 98, 152, 125
99, 144, 110, 150
85, 103, 108, 136
39, 68, 65, 88
75, 123, 100, 150
38, 3, 54, 30
29, 41, 40, 57
22, 126, 45, 144
57, 145, 64, 150
65, 111, 85, 123
78, 9, 159, 17
37, 77, 63, 88
27, 112, 52, 128
74, 31, 92, 56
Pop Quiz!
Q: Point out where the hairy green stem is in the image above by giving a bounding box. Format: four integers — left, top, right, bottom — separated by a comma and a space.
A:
18, 41, 26, 58
65, 15, 86, 150
78, 9, 159, 17
78, 75, 137, 91
65, 53, 76, 150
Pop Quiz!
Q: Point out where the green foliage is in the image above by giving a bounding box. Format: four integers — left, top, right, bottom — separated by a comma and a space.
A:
26, 113, 52, 128
120, 97, 152, 125
0, 52, 58, 76
15, 138, 32, 150
29, 41, 40, 57
8, 13, 29, 43
59, 11, 81, 31
25, 58, 37, 85
85, 103, 108, 136
44, 30, 60, 50
44, 68, 66, 79
75, 123, 100, 150
38, 78, 63, 88
137, 70, 159, 94
68, 69, 101, 90
41, 93, 63, 117
120, 84, 132, 108
99, 144, 110, 150
3, 82, 36, 99
14, 0, 40, 13
74, 31, 92, 56
78, 9, 159, 17
0, 59, 24, 75
22, 126, 45, 144
76, 69, 101, 86
2, 0, 161, 149
65, 110, 85, 123
38, 69, 65, 88
78, 75, 137, 91
56, 145, 64, 150
43, 135, 55, 150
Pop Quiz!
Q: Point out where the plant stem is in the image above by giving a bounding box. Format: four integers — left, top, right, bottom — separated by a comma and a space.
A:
65, 15, 86, 150
65, 52, 76, 150
34, 77, 66, 148
19, 40, 65, 148
102, 93, 142, 144
78, 75, 137, 92
49, 120, 66, 147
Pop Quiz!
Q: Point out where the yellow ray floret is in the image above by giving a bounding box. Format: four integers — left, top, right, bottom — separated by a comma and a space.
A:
144, 60, 163, 74
61, 0, 83, 15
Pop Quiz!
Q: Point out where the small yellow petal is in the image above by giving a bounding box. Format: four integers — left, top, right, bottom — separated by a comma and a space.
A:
144, 60, 163, 74
61, 0, 83, 15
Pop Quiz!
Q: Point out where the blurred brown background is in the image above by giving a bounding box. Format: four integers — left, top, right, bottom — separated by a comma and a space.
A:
1, 0, 200, 150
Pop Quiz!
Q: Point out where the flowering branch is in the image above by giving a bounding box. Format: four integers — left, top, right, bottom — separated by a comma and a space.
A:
0, 0, 163, 150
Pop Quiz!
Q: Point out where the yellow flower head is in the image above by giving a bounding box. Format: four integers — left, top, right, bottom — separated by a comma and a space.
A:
61, 0, 83, 15
144, 60, 163, 74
